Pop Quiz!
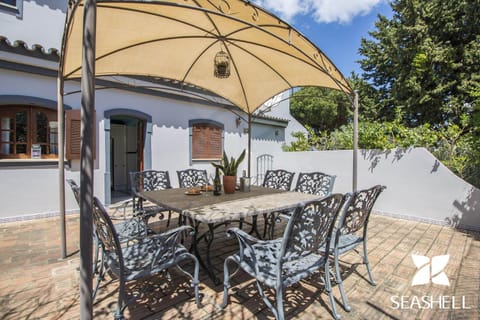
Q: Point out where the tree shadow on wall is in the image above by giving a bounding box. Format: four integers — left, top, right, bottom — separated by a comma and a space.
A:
450, 187, 480, 232
361, 148, 413, 173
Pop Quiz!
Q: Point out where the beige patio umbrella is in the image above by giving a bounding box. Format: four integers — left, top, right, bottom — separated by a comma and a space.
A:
58, 0, 354, 317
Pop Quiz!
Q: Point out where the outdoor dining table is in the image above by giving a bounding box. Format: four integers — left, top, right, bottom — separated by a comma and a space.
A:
140, 185, 321, 283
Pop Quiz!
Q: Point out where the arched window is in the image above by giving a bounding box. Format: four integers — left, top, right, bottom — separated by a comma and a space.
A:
0, 105, 58, 159
190, 120, 224, 161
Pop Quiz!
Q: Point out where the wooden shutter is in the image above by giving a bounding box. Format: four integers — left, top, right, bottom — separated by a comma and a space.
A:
191, 123, 222, 160
65, 109, 96, 160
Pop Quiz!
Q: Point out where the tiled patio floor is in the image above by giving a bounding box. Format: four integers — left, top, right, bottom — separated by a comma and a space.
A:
0, 212, 479, 319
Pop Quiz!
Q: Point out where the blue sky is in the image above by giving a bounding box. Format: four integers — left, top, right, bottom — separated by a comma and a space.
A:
253, 0, 394, 77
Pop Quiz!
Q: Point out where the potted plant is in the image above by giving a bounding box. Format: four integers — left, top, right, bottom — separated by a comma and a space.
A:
211, 149, 246, 194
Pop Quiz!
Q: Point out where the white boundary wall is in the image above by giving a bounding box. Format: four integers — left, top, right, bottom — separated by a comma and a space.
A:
252, 147, 480, 231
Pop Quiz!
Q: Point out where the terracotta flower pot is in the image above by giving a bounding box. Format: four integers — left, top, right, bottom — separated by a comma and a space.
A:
223, 175, 236, 194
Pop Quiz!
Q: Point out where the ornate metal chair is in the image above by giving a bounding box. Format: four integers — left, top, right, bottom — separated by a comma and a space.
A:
67, 179, 151, 240
222, 193, 351, 320
294, 171, 336, 197
262, 169, 295, 191
129, 170, 173, 226
260, 169, 295, 238
330, 185, 385, 312
177, 169, 208, 188
92, 196, 201, 319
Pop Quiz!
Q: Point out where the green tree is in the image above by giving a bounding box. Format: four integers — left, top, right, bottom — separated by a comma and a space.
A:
359, 0, 480, 126
289, 87, 351, 131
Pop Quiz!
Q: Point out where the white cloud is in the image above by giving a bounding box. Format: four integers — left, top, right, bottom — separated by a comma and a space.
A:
254, 0, 384, 24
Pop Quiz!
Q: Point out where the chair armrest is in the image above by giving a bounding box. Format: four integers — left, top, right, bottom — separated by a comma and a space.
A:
147, 225, 193, 268
226, 228, 266, 271
109, 199, 134, 220
158, 225, 194, 239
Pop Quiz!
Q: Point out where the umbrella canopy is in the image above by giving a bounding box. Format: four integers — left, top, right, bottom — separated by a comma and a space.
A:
60, 1, 357, 318
62, 0, 352, 114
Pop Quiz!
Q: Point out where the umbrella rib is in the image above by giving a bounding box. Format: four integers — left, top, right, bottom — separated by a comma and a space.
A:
224, 39, 292, 88
66, 1, 351, 94
96, 3, 220, 37
180, 40, 220, 85
64, 35, 219, 79
223, 24, 334, 75
221, 44, 251, 112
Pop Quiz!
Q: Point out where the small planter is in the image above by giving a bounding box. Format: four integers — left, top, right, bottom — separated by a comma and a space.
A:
223, 175, 236, 194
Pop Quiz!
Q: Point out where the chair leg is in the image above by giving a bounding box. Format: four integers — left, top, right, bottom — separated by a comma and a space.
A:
166, 210, 172, 227
191, 254, 201, 308
334, 251, 351, 312
263, 213, 276, 240
325, 262, 342, 320
221, 258, 232, 308
115, 278, 126, 320
93, 235, 100, 275
362, 240, 376, 286
275, 287, 285, 320
92, 249, 106, 300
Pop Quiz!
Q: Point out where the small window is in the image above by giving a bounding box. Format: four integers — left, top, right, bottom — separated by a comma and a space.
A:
0, 105, 58, 159
0, 0, 23, 17
190, 121, 223, 161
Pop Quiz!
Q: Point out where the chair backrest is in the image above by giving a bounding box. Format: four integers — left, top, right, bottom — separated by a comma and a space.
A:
129, 170, 171, 195
177, 169, 208, 188
66, 179, 80, 205
262, 169, 295, 191
92, 196, 125, 274
256, 154, 273, 185
338, 185, 385, 235
294, 171, 336, 197
282, 193, 349, 261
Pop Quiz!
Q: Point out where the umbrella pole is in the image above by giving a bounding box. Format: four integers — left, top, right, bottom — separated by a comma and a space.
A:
80, 0, 96, 318
248, 113, 252, 177
353, 90, 359, 192
57, 75, 66, 259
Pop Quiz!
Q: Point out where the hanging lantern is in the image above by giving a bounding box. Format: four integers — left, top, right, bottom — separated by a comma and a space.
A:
214, 50, 230, 78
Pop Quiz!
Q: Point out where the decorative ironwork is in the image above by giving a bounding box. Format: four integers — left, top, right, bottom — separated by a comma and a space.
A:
130, 170, 171, 208
262, 169, 294, 191
222, 193, 350, 320
214, 50, 231, 78
339, 185, 385, 235
130, 170, 171, 193
294, 171, 336, 197
260, 169, 295, 238
129, 170, 172, 225
177, 169, 208, 188
91, 197, 200, 319
332, 185, 386, 313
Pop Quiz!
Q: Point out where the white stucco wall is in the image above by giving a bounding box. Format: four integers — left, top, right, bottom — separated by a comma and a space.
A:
0, 67, 257, 217
258, 90, 307, 145
0, 0, 66, 50
253, 148, 480, 231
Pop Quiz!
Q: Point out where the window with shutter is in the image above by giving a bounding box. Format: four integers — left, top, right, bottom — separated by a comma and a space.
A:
190, 121, 223, 161
65, 109, 96, 160
0, 105, 57, 159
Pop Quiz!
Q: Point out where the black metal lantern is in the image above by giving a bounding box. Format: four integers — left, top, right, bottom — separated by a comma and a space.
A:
214, 50, 230, 78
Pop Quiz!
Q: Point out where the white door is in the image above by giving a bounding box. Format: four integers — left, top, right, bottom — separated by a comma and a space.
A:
111, 124, 127, 191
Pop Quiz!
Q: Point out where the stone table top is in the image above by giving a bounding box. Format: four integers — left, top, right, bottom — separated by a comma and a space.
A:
141, 186, 321, 224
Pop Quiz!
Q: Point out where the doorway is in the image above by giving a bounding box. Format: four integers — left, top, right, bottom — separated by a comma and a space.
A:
110, 115, 145, 199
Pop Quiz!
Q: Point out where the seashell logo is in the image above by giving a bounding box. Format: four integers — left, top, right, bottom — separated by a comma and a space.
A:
411, 254, 450, 286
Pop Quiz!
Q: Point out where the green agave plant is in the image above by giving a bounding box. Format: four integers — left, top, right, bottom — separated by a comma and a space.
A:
211, 149, 246, 176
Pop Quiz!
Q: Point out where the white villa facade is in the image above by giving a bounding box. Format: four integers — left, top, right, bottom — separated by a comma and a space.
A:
1, 0, 479, 232
0, 0, 306, 218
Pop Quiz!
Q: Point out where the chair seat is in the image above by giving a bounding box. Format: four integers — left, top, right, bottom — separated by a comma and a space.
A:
230, 239, 328, 288
334, 233, 363, 255
108, 237, 189, 282
113, 218, 152, 242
